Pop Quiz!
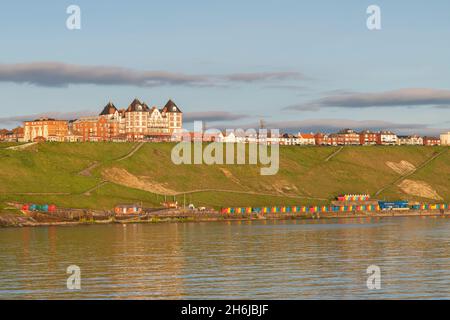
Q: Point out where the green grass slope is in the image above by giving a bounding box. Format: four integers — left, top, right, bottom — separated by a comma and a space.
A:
0, 142, 448, 211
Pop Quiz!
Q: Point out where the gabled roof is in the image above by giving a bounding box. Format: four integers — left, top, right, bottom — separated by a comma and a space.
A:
12, 127, 24, 134
161, 99, 182, 113
299, 133, 314, 139
99, 102, 118, 116
359, 130, 376, 134
338, 128, 357, 134
126, 98, 150, 112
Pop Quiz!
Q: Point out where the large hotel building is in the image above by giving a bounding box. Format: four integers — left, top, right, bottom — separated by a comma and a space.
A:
23, 99, 182, 142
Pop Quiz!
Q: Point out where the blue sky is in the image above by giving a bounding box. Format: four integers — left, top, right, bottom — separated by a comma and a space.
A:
0, 0, 449, 134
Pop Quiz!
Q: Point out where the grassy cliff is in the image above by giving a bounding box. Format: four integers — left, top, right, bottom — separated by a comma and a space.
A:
0, 142, 449, 211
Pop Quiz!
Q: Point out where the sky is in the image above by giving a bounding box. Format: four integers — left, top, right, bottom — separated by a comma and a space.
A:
0, 0, 449, 135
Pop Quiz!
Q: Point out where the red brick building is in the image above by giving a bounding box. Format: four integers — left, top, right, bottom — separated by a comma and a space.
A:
359, 130, 378, 145
423, 137, 441, 146
336, 129, 360, 145
72, 116, 110, 142
314, 133, 328, 146
0, 129, 10, 141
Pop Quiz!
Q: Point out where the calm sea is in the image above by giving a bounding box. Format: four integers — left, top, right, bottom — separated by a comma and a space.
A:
1, 217, 450, 299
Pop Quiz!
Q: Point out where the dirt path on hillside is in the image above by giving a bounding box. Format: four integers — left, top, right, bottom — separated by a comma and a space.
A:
219, 168, 247, 187
83, 181, 109, 196
2, 192, 71, 195
79, 161, 100, 176
100, 166, 328, 200
6, 142, 37, 150
325, 147, 343, 162
115, 142, 145, 161
180, 189, 328, 201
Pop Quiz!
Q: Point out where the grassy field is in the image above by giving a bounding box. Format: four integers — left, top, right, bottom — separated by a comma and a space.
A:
0, 142, 448, 211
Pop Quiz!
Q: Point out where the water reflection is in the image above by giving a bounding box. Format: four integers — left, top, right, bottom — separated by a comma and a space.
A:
1, 217, 450, 299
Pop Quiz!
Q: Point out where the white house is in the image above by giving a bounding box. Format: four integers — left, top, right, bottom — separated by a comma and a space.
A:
280, 134, 299, 145
378, 131, 398, 145
397, 135, 423, 145
222, 132, 236, 143
440, 132, 450, 146
297, 133, 316, 145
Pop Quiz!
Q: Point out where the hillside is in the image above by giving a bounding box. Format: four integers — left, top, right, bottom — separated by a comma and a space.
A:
0, 142, 449, 211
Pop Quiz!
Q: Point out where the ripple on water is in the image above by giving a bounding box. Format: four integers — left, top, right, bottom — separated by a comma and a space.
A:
1, 217, 450, 299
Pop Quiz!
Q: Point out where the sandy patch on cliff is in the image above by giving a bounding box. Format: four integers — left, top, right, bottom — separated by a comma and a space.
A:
102, 167, 177, 195
386, 161, 416, 175
272, 180, 299, 194
398, 179, 443, 200
219, 168, 242, 185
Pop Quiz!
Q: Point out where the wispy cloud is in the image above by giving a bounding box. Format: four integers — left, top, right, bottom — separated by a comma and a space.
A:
0, 62, 305, 88
184, 111, 250, 123
224, 72, 304, 83
213, 118, 446, 136
262, 84, 308, 91
0, 109, 251, 128
0, 110, 96, 127
0, 62, 210, 88
284, 88, 450, 111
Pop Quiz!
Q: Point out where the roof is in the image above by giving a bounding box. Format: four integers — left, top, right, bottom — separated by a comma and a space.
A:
359, 130, 376, 134
31, 117, 56, 122
314, 132, 327, 137
161, 99, 182, 113
299, 133, 314, 139
338, 128, 357, 134
126, 98, 150, 112
99, 102, 118, 115
398, 135, 422, 139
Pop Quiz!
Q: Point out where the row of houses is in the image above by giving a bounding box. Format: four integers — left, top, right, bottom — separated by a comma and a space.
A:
0, 127, 24, 142
1, 102, 449, 146
19, 99, 183, 143
186, 129, 450, 146
283, 129, 447, 146
1, 126, 449, 147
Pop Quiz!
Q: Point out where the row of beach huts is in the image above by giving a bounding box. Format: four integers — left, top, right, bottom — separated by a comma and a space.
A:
220, 203, 449, 214
18, 195, 450, 217
220, 195, 450, 215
